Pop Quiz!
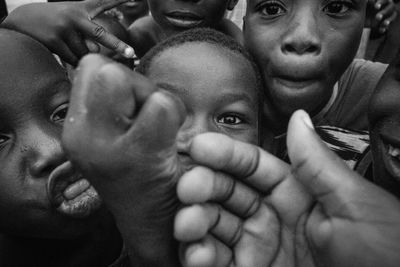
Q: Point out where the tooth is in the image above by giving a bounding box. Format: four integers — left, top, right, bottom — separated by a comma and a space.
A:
389, 145, 400, 157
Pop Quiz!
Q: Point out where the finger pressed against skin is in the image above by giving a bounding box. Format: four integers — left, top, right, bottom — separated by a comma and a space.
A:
188, 133, 291, 193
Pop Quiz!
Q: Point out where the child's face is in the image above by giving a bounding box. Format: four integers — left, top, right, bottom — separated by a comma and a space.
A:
117, 0, 149, 21
146, 42, 259, 166
369, 60, 400, 197
244, 0, 366, 117
0, 33, 104, 239
148, 0, 238, 35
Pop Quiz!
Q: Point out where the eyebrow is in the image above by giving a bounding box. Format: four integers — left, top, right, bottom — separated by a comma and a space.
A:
156, 82, 256, 107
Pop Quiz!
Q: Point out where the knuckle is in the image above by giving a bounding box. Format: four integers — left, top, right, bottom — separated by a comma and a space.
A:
91, 25, 106, 40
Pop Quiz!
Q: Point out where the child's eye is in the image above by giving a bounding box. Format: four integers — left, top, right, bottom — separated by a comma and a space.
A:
323, 1, 352, 15
50, 103, 69, 124
217, 114, 244, 125
0, 134, 9, 147
258, 1, 286, 18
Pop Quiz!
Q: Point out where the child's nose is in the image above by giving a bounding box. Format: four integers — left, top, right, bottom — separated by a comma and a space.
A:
26, 127, 66, 179
281, 11, 321, 56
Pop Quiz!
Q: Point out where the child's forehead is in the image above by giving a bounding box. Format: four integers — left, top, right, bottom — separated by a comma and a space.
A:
0, 31, 69, 102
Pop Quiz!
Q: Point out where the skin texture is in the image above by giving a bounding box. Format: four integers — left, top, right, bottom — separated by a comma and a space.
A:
369, 51, 400, 198
0, 30, 121, 266
62, 39, 260, 266
244, 0, 367, 132
146, 42, 260, 152
175, 111, 400, 267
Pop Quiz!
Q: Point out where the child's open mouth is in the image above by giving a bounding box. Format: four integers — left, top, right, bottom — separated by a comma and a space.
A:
47, 162, 102, 219
165, 11, 203, 28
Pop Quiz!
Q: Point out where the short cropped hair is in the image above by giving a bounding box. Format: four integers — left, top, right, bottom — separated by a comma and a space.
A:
136, 27, 264, 101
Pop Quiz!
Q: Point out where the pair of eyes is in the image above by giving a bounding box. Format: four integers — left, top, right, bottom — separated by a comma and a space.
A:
257, 0, 354, 18
0, 104, 69, 146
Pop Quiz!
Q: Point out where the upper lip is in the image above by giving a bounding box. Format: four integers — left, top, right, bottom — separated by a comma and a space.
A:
47, 162, 82, 207
165, 11, 202, 20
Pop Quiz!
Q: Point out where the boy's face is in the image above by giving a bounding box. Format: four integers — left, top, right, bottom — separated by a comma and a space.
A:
117, 0, 149, 21
148, 0, 238, 35
0, 33, 104, 239
369, 58, 400, 197
244, 0, 366, 117
146, 42, 259, 166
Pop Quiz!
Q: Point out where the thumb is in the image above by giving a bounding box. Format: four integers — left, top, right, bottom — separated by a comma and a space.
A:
287, 110, 368, 216
128, 89, 186, 155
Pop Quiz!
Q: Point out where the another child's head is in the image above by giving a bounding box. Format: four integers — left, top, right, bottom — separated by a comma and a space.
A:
369, 51, 400, 197
0, 29, 106, 239
147, 0, 239, 35
137, 28, 262, 165
244, 0, 367, 119
116, 0, 149, 26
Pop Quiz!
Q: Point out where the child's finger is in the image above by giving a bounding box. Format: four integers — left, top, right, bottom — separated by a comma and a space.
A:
376, 1, 396, 21
51, 40, 79, 66
180, 235, 232, 267
127, 89, 185, 153
287, 110, 367, 216
64, 31, 90, 59
189, 133, 291, 194
175, 204, 242, 247
177, 166, 261, 218
80, 19, 135, 59
85, 0, 129, 18
84, 39, 101, 53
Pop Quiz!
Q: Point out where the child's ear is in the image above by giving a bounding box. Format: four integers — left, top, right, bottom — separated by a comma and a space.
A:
227, 0, 239, 11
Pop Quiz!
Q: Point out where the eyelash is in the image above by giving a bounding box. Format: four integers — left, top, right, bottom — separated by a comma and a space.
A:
256, 0, 286, 18
50, 103, 69, 124
323, 0, 355, 16
255, 0, 354, 18
217, 113, 246, 126
0, 134, 10, 149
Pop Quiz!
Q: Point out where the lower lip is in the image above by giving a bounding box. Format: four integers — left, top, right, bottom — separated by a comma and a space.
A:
165, 15, 203, 28
57, 182, 102, 218
124, 2, 140, 7
273, 77, 317, 90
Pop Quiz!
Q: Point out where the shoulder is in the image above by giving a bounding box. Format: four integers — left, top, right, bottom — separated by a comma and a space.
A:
340, 59, 388, 90
128, 16, 161, 57
323, 59, 388, 131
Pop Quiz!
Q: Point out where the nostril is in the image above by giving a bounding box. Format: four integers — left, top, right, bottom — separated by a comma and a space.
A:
284, 44, 297, 53
282, 41, 321, 55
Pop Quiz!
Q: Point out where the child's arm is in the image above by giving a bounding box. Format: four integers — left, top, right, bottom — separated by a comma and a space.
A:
1, 0, 135, 66
175, 111, 400, 267
62, 54, 183, 267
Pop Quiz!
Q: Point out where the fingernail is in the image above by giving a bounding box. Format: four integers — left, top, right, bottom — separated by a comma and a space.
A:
384, 19, 391, 26
123, 46, 135, 58
375, 3, 381, 9
380, 27, 387, 33
301, 111, 314, 130
376, 13, 383, 20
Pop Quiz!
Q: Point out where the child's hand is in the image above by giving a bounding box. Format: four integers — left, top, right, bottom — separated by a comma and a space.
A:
175, 110, 400, 267
1, 0, 135, 66
367, 0, 398, 36
62, 54, 184, 266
